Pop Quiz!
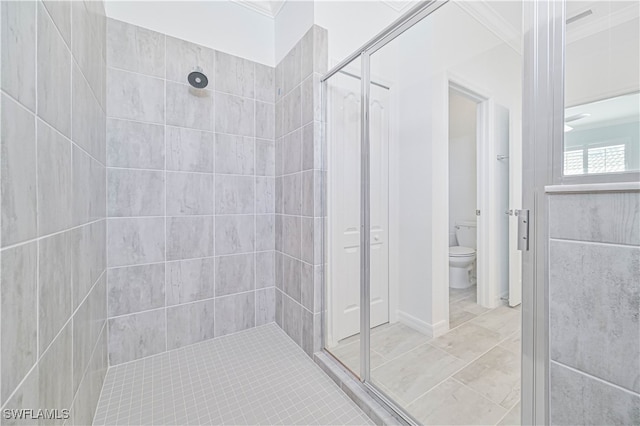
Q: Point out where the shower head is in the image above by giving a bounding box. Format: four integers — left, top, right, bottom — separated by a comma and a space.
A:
188, 68, 208, 89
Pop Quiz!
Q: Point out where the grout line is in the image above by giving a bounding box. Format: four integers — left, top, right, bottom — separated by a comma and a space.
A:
163, 33, 168, 355
549, 236, 640, 248
550, 360, 640, 397
0, 218, 105, 253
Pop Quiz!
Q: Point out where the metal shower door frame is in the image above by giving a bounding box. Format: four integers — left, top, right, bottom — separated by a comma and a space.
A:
320, 0, 564, 423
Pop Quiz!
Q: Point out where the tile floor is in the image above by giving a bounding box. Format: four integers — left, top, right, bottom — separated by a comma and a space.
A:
93, 324, 373, 425
328, 286, 522, 426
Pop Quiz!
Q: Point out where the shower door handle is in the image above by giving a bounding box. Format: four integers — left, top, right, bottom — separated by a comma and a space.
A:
515, 209, 530, 251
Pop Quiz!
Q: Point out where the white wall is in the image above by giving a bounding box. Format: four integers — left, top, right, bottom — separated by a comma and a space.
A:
105, 1, 275, 65
386, 2, 522, 333
274, 0, 314, 64
448, 91, 478, 245
314, 1, 403, 68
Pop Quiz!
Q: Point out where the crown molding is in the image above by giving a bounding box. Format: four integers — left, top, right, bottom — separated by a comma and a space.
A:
380, 0, 413, 13
454, 1, 522, 54
230, 0, 286, 18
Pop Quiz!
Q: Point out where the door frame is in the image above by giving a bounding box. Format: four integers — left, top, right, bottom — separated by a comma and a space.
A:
319, 0, 562, 423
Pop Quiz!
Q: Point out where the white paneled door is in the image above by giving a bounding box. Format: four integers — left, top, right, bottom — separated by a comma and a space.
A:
329, 73, 390, 343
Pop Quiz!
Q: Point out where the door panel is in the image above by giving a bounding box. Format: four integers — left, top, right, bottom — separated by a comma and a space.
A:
329, 74, 390, 343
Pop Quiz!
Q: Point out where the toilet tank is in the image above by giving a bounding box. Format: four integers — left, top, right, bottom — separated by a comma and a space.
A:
455, 220, 477, 248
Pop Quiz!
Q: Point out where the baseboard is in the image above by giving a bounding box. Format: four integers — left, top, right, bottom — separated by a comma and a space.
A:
396, 310, 448, 338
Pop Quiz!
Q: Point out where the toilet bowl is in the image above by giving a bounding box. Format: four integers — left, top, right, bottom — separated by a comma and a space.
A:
449, 246, 476, 289
449, 220, 477, 289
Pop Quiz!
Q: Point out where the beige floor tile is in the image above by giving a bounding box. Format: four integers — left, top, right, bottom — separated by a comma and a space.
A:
371, 343, 465, 404
450, 305, 477, 328
454, 346, 521, 409
406, 378, 508, 425
499, 331, 521, 355
328, 340, 387, 374
455, 297, 491, 315
431, 322, 502, 362
449, 285, 477, 303
470, 306, 521, 339
369, 323, 432, 359
498, 401, 521, 425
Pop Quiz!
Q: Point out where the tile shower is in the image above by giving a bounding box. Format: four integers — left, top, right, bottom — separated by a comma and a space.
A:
0, 0, 332, 423
105, 18, 278, 365
1, 1, 107, 423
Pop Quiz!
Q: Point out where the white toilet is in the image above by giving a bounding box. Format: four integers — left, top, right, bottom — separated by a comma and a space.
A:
449, 220, 477, 289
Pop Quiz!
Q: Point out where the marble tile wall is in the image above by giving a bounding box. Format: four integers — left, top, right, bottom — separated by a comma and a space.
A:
274, 26, 328, 356
0, 1, 108, 424
548, 191, 640, 424
105, 19, 276, 365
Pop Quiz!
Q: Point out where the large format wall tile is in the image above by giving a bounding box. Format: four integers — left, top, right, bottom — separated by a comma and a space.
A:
108, 264, 165, 316
72, 1, 106, 109
256, 252, 275, 289
107, 118, 165, 170
256, 287, 276, 326
215, 92, 255, 137
38, 231, 73, 355
72, 62, 106, 163
215, 51, 255, 98
167, 300, 215, 350
166, 126, 214, 172
107, 68, 164, 123
1, 0, 36, 111
166, 257, 214, 305
166, 216, 214, 260
37, 3, 71, 137
108, 309, 166, 365
1, 94, 37, 246
72, 275, 106, 394
550, 240, 640, 393
107, 19, 164, 77
2, 0, 108, 421
215, 253, 255, 296
214, 134, 255, 175
37, 119, 72, 236
256, 139, 275, 176
255, 63, 275, 103
42, 0, 71, 47
72, 145, 106, 226
107, 168, 165, 217
39, 322, 73, 422
165, 36, 214, 84
215, 215, 255, 255
215, 175, 255, 214
166, 81, 213, 131
103, 20, 277, 365
107, 217, 165, 267
550, 362, 640, 425
0, 242, 38, 404
550, 192, 640, 245
214, 293, 255, 337
166, 172, 214, 216
70, 221, 106, 310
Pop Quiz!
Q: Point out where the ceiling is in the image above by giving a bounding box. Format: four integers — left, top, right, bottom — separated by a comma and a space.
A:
231, 0, 413, 18
230, 0, 286, 17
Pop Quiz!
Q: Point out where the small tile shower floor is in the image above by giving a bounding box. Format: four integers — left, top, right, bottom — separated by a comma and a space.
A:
93, 324, 373, 426
329, 286, 521, 426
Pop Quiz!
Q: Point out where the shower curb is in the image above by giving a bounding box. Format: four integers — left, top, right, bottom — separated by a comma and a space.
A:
313, 352, 407, 426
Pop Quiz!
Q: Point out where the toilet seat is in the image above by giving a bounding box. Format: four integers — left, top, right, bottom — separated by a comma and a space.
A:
449, 246, 476, 257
